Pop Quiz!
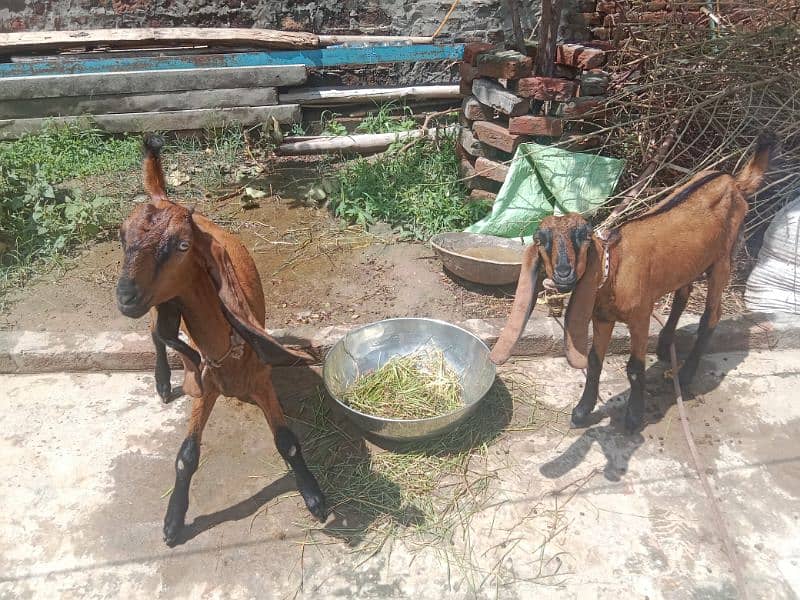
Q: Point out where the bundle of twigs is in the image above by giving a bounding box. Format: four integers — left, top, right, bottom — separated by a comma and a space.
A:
568, 12, 800, 242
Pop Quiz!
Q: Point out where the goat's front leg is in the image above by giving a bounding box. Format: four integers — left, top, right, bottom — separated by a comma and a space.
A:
153, 301, 203, 402
657, 284, 693, 362
248, 371, 327, 522
150, 307, 172, 402
571, 318, 614, 427
679, 261, 728, 386
624, 318, 650, 432
163, 383, 219, 546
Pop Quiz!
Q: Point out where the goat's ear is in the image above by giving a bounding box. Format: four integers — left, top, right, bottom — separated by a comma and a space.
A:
564, 241, 602, 369
142, 134, 168, 202
490, 244, 542, 365
195, 229, 315, 366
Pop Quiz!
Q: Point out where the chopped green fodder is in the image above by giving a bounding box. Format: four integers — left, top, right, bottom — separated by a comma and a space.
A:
342, 348, 463, 419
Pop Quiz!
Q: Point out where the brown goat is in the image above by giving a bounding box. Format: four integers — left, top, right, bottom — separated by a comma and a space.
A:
491, 137, 774, 432
116, 135, 327, 546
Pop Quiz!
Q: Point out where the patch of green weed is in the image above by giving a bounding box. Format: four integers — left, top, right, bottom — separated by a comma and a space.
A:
329, 135, 489, 240
356, 102, 417, 134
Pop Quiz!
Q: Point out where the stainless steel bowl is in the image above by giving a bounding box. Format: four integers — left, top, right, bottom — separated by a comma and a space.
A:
323, 318, 497, 442
430, 232, 525, 286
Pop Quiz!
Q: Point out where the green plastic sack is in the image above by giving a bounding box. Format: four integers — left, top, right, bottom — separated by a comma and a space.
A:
465, 143, 625, 242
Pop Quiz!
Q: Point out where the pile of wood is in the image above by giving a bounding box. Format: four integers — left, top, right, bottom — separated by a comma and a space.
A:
456, 40, 611, 203
0, 27, 463, 140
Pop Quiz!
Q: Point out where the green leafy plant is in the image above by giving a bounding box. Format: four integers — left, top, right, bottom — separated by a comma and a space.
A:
329, 135, 489, 240
320, 111, 348, 136
356, 102, 418, 134
0, 123, 137, 292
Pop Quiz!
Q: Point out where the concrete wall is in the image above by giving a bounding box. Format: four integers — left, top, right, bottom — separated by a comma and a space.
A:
0, 0, 543, 44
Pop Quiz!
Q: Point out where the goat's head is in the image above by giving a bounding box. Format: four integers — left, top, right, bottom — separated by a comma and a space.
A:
116, 200, 196, 318
490, 213, 600, 369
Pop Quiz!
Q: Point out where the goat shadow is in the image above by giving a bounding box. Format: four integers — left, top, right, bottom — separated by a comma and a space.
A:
539, 319, 751, 482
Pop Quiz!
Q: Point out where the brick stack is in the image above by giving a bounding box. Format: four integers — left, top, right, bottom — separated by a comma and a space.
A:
458, 41, 610, 203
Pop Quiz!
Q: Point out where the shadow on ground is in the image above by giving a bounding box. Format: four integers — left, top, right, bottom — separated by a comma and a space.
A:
539, 319, 750, 482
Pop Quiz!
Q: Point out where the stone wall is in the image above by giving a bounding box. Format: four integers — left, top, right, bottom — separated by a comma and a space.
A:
0, 0, 544, 44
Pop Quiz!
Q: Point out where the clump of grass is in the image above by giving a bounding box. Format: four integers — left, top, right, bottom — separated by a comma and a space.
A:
0, 123, 140, 295
342, 347, 463, 419
355, 102, 417, 134
330, 135, 489, 240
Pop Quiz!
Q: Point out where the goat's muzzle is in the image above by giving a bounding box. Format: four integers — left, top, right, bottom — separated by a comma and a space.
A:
116, 277, 151, 318
551, 268, 577, 293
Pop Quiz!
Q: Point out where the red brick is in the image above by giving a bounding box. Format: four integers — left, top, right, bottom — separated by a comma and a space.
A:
476, 50, 533, 80
463, 42, 494, 66
514, 77, 579, 102
472, 121, 526, 154
644, 1, 669, 10
474, 157, 510, 183
630, 10, 669, 23
567, 12, 604, 26
459, 62, 479, 84
459, 157, 477, 180
466, 175, 502, 193
459, 78, 473, 96
508, 116, 564, 137
556, 43, 607, 69
462, 96, 493, 121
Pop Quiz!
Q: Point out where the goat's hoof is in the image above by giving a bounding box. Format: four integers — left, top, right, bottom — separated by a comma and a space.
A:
624, 409, 643, 433
570, 405, 593, 428
302, 486, 328, 522
163, 519, 184, 546
156, 381, 172, 403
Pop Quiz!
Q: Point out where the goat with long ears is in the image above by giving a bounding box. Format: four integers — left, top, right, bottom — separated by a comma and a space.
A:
491, 135, 775, 432
116, 135, 326, 546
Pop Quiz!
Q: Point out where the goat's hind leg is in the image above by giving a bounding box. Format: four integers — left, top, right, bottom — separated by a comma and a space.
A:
163, 382, 219, 546
571, 318, 614, 427
248, 371, 327, 522
679, 261, 729, 387
656, 284, 693, 362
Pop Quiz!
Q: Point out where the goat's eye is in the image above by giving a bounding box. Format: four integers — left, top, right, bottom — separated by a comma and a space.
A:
177, 240, 190, 252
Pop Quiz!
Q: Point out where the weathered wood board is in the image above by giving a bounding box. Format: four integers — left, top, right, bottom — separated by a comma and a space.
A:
0, 65, 306, 100
0, 88, 278, 119
0, 44, 465, 78
280, 85, 460, 106
0, 105, 301, 140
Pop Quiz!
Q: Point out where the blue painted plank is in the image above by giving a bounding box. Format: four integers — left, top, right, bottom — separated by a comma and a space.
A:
0, 44, 464, 78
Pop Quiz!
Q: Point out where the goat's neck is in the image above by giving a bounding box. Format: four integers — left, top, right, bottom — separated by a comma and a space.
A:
177, 268, 232, 359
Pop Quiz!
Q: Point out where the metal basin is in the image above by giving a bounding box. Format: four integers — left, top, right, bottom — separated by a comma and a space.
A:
322, 318, 497, 442
430, 232, 525, 286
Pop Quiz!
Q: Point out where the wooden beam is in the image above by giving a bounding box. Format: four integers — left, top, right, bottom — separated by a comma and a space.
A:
317, 35, 434, 45
0, 65, 306, 101
0, 88, 278, 119
0, 28, 319, 54
276, 126, 456, 155
502, 0, 527, 53
280, 85, 460, 106
535, 0, 564, 77
0, 105, 301, 140
0, 44, 465, 78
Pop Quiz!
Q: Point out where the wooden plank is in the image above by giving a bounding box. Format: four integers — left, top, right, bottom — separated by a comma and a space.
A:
535, 0, 564, 77
0, 88, 278, 119
0, 65, 305, 101
0, 105, 301, 140
280, 85, 460, 106
0, 44, 465, 78
317, 35, 434, 45
0, 28, 319, 54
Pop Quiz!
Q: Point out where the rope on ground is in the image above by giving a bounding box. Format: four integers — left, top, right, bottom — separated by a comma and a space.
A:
651, 311, 749, 600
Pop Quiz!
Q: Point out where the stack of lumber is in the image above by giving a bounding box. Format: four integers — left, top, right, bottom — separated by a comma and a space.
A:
0, 28, 464, 140
457, 41, 611, 203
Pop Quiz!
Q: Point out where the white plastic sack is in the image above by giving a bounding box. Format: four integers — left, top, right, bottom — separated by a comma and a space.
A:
745, 197, 800, 314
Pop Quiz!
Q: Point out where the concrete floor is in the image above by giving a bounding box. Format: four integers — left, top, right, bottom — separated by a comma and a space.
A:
1, 350, 798, 599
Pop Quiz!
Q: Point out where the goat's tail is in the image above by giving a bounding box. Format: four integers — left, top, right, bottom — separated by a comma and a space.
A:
734, 133, 776, 196
143, 134, 168, 201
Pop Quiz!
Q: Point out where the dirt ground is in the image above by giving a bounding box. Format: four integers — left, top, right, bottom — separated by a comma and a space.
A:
0, 165, 517, 333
